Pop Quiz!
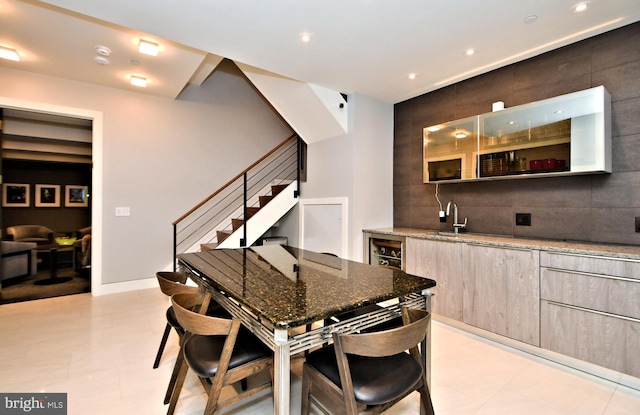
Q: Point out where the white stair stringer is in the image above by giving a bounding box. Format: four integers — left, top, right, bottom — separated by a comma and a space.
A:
216, 180, 298, 249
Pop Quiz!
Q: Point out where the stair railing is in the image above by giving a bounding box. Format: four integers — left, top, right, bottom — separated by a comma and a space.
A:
172, 133, 301, 270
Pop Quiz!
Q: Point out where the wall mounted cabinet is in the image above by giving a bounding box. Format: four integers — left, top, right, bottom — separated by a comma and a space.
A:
423, 86, 611, 182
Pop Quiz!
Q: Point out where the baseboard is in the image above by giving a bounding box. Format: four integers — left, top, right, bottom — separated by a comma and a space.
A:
92, 277, 157, 296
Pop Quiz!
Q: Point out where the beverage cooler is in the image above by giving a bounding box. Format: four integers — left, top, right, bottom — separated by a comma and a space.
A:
363, 232, 405, 271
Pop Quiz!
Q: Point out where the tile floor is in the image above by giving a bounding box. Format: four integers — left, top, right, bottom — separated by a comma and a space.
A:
0, 288, 639, 414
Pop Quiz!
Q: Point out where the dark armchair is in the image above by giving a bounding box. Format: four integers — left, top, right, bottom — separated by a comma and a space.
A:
74, 226, 91, 270
6, 225, 54, 245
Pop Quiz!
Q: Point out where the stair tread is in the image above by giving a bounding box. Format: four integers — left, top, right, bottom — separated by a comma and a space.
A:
231, 218, 244, 231
259, 195, 273, 207
200, 243, 218, 251
271, 184, 288, 195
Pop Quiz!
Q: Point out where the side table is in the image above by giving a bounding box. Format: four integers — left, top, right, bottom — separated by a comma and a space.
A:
34, 244, 75, 285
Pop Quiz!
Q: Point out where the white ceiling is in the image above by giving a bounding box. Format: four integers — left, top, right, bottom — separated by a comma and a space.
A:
1, 0, 640, 104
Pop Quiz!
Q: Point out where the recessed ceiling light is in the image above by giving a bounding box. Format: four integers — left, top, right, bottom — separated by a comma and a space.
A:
130, 75, 148, 88
94, 56, 109, 65
523, 15, 538, 24
466, 49, 475, 56
455, 132, 467, 139
427, 126, 440, 132
0, 45, 20, 61
139, 39, 159, 56
95, 45, 111, 57
299, 33, 312, 43
408, 73, 417, 80
573, 1, 591, 12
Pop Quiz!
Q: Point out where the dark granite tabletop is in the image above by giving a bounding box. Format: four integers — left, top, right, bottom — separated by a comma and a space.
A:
178, 245, 436, 330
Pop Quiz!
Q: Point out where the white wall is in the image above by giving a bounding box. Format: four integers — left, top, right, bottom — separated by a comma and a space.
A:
0, 62, 292, 290
280, 93, 393, 261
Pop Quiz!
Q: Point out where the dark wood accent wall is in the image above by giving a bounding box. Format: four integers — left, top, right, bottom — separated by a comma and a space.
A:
394, 22, 640, 245
2, 160, 91, 235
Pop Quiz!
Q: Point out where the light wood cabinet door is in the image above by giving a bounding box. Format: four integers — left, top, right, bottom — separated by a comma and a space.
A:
463, 244, 540, 346
541, 300, 640, 378
406, 238, 463, 320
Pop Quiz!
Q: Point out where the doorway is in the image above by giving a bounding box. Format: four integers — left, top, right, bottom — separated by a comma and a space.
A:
0, 97, 103, 301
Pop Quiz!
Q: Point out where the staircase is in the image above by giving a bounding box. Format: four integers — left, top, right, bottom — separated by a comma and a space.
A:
172, 134, 301, 268
215, 183, 288, 246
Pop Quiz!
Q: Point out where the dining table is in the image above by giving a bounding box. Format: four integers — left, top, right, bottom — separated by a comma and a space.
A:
178, 245, 436, 415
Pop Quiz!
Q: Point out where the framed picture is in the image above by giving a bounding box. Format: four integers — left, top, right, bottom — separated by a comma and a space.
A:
2, 183, 30, 207
65, 185, 88, 207
35, 184, 61, 207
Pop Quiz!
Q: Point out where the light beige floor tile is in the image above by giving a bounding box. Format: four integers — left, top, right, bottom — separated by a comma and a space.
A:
2, 290, 640, 414
604, 385, 640, 415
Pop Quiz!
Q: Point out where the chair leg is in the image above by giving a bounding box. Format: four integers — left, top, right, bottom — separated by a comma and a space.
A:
164, 351, 185, 405
300, 366, 312, 415
166, 355, 189, 415
153, 323, 172, 369
418, 381, 435, 415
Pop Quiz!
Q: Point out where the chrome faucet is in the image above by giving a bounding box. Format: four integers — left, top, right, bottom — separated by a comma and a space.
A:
446, 200, 468, 234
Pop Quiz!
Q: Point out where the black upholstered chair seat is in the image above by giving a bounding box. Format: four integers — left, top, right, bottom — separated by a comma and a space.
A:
184, 327, 271, 379
166, 307, 180, 328
305, 345, 422, 406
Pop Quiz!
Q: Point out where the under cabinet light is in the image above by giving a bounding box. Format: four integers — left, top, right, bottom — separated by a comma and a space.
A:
130, 75, 148, 87
139, 40, 159, 56
0, 46, 20, 61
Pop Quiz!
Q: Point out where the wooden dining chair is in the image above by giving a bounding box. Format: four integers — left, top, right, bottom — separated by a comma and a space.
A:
153, 271, 200, 369
154, 271, 231, 369
301, 308, 435, 415
166, 292, 274, 415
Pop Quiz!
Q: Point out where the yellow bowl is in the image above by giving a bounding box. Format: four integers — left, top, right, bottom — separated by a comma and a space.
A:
55, 237, 77, 246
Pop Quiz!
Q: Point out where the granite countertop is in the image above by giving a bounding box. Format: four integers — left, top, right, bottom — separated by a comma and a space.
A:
179, 245, 435, 330
364, 227, 640, 261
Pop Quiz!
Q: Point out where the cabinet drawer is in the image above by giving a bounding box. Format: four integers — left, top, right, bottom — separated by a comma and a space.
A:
540, 251, 640, 280
540, 268, 640, 320
541, 300, 640, 378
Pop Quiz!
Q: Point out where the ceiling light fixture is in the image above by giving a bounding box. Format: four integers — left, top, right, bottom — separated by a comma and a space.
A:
95, 45, 111, 57
523, 15, 538, 24
455, 132, 467, 139
573, 1, 591, 12
0, 46, 20, 61
139, 39, 159, 56
466, 48, 475, 56
408, 73, 417, 80
94, 56, 109, 65
130, 75, 148, 87
299, 33, 312, 43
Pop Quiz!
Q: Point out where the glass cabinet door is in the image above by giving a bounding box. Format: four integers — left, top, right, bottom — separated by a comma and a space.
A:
423, 115, 478, 182
422, 86, 610, 183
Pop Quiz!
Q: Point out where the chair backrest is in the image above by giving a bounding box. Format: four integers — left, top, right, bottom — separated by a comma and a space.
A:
333, 308, 430, 358
156, 272, 200, 297
157, 271, 188, 284
171, 292, 236, 337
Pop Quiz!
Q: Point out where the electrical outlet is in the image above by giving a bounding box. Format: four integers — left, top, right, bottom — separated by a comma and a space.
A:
636, 217, 640, 233
516, 213, 531, 226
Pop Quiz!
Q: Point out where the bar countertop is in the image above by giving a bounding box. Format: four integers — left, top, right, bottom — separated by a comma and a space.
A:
364, 227, 640, 261
178, 245, 436, 330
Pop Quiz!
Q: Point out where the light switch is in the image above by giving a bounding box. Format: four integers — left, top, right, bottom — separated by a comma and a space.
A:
115, 207, 130, 216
